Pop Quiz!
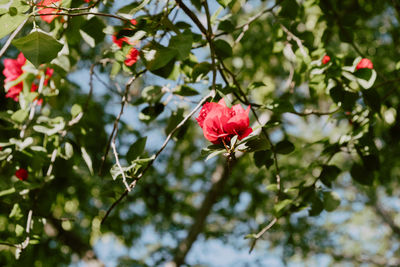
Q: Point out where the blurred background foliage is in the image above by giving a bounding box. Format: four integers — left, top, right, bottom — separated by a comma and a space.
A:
1, 0, 400, 266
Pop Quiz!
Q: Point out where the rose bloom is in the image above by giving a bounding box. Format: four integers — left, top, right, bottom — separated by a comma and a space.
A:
124, 48, 139, 66
356, 58, 373, 70
3, 53, 54, 103
196, 99, 252, 144
3, 52, 26, 101
15, 168, 28, 181
37, 0, 62, 23
322, 55, 330, 64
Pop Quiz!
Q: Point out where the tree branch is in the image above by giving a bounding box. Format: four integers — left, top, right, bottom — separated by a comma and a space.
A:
172, 159, 237, 266
0, 16, 29, 58
101, 90, 215, 224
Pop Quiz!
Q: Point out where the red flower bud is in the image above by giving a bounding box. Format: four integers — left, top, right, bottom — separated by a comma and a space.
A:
356, 58, 373, 70
322, 55, 330, 64
15, 168, 28, 181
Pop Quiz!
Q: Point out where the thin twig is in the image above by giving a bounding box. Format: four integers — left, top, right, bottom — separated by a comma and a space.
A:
290, 107, 341, 117
0, 242, 18, 247
111, 134, 131, 191
279, 23, 307, 58
33, 0, 100, 12
15, 209, 33, 256
202, 0, 217, 91
45, 149, 58, 177
249, 217, 278, 253
20, 72, 45, 138
216, 0, 284, 38
98, 70, 146, 176
101, 90, 215, 224
0, 17, 29, 58
33, 12, 130, 22
175, 0, 207, 35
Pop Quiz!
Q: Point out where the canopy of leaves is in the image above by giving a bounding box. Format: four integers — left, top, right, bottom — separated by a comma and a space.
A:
1, 0, 400, 266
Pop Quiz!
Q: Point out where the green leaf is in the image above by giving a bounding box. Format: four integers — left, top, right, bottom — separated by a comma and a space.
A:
9, 7, 17, 16
12, 31, 63, 68
141, 86, 164, 103
266, 184, 279, 192
11, 109, 28, 123
9, 203, 23, 220
165, 108, 185, 136
174, 85, 199, 96
275, 140, 295, 155
0, 187, 16, 197
323, 191, 341, 212
169, 31, 193, 60
329, 86, 344, 104
342, 90, 359, 111
218, 20, 235, 33
241, 135, 270, 152
126, 137, 147, 162
274, 199, 293, 215
192, 62, 211, 82
33, 117, 65, 136
362, 89, 381, 113
0, 147, 12, 161
190, 0, 202, 11
264, 99, 294, 114
217, 0, 232, 7
205, 149, 225, 161
81, 17, 106, 45
81, 147, 93, 175
263, 119, 281, 129
361, 154, 380, 171
253, 150, 272, 168
309, 195, 324, 216
139, 104, 165, 122
0, 13, 27, 39
244, 234, 257, 239
214, 39, 232, 59
350, 163, 374, 186
71, 104, 82, 118
118, 0, 150, 15
319, 165, 341, 187
79, 30, 95, 48
355, 69, 377, 89
15, 224, 24, 236
279, 0, 299, 19
142, 44, 177, 71
201, 144, 225, 161
10, 137, 33, 150
64, 142, 73, 159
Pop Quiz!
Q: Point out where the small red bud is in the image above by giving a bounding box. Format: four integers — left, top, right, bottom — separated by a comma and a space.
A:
15, 168, 28, 181
322, 55, 330, 64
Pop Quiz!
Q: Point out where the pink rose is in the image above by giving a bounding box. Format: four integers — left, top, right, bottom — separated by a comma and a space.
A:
196, 99, 252, 144
356, 58, 373, 70
37, 0, 62, 23
124, 47, 139, 66
3, 52, 26, 101
322, 55, 330, 64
